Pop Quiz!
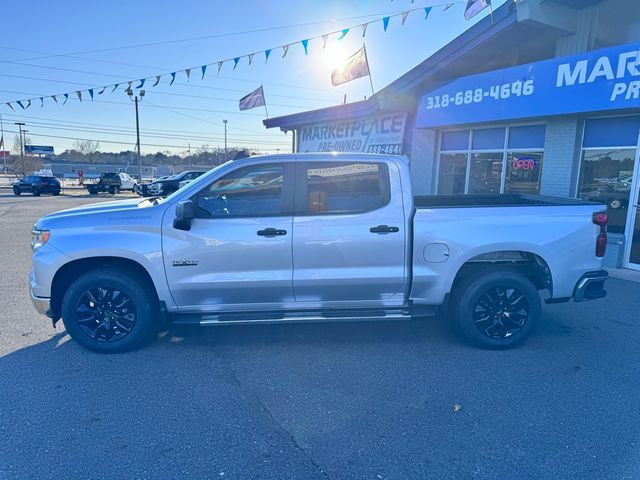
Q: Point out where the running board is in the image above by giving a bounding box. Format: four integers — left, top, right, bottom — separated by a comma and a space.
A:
170, 308, 424, 327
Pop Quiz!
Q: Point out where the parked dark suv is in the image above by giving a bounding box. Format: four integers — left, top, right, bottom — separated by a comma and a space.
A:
147, 170, 206, 196
13, 175, 61, 196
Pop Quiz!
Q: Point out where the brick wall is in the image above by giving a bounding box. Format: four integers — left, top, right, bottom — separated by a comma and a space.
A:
409, 128, 437, 195
540, 118, 582, 197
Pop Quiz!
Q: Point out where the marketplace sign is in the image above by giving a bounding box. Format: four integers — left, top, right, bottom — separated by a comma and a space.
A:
417, 42, 640, 128
298, 113, 407, 154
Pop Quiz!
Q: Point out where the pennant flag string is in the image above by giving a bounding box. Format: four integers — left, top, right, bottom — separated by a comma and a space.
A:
3, 2, 464, 110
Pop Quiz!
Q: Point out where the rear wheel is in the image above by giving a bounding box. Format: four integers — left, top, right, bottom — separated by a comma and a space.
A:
61, 268, 158, 353
13, 186, 20, 196
110, 185, 120, 194
450, 268, 541, 349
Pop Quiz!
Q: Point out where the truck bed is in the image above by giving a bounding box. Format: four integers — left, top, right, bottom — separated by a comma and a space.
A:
414, 194, 603, 209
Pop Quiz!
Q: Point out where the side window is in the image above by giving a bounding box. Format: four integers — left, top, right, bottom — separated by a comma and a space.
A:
302, 162, 390, 215
194, 164, 285, 218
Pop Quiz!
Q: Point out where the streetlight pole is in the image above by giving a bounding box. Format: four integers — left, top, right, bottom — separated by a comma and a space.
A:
223, 119, 228, 161
126, 88, 145, 180
14, 122, 25, 175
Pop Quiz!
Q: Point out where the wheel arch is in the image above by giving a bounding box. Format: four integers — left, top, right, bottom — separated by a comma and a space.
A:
50, 256, 159, 321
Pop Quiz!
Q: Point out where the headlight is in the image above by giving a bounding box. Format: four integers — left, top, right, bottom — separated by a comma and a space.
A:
31, 228, 50, 252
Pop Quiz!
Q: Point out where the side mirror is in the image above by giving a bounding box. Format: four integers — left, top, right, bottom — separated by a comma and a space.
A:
173, 200, 195, 231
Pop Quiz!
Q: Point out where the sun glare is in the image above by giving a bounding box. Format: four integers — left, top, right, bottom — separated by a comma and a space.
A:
322, 43, 349, 71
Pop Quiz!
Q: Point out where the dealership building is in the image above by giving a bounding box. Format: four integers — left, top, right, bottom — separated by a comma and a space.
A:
264, 0, 640, 270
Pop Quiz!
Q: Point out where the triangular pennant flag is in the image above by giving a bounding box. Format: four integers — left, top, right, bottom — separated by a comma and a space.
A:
322, 34, 329, 49
185, 69, 191, 81
88, 89, 94, 100
201, 65, 207, 79
40, 97, 44, 107
127, 81, 132, 90
337, 28, 349, 40
233, 57, 240, 69
217, 61, 223, 75
112, 84, 119, 92
152, 75, 161, 87
76, 91, 82, 102
424, 7, 432, 19
265, 49, 271, 62
136, 79, 145, 88
63, 94, 69, 105
411, 0, 415, 3
248, 53, 254, 65
383, 16, 390, 31
282, 45, 289, 58
444, 3, 454, 11
170, 72, 176, 86
301, 39, 309, 55
52, 95, 58, 103
361, 23, 369, 38
26, 100, 31, 109
401, 11, 410, 25
6, 103, 14, 111
98, 86, 106, 94
17, 100, 25, 109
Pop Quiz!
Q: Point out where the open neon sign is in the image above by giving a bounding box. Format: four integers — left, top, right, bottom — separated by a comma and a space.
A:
512, 157, 537, 170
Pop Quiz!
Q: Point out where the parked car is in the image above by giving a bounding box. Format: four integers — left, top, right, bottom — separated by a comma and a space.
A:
146, 170, 206, 196
29, 153, 609, 353
134, 175, 171, 197
86, 172, 137, 195
13, 175, 61, 196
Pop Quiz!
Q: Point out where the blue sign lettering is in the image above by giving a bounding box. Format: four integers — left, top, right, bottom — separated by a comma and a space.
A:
416, 42, 640, 128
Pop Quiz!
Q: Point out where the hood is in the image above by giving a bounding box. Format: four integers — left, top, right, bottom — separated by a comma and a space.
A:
35, 198, 155, 229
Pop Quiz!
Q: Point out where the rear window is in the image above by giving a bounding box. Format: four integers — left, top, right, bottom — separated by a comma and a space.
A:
301, 162, 390, 215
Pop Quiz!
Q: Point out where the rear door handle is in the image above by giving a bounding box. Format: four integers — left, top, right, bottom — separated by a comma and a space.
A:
370, 225, 400, 234
257, 228, 287, 237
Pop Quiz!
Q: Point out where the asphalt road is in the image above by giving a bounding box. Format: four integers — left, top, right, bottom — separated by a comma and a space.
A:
1, 193, 639, 480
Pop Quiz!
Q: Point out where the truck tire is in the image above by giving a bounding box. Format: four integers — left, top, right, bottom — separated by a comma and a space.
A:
61, 268, 158, 353
450, 267, 541, 349
110, 185, 119, 195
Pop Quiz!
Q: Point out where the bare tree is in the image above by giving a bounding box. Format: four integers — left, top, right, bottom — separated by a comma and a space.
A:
12, 134, 31, 155
71, 139, 100, 156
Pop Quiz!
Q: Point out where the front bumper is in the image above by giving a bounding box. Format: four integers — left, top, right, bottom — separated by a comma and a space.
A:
573, 270, 608, 302
30, 290, 52, 317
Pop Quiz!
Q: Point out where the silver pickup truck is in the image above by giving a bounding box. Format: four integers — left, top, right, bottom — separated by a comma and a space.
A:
29, 153, 609, 353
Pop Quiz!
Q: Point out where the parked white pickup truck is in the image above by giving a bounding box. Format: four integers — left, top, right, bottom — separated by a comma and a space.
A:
29, 154, 609, 353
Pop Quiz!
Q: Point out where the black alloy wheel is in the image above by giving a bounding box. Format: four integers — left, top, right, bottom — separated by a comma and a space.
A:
13, 186, 20, 196
472, 286, 530, 339
75, 287, 137, 342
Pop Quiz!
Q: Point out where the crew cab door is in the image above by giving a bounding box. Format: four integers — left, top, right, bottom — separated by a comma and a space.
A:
162, 162, 295, 310
292, 160, 407, 305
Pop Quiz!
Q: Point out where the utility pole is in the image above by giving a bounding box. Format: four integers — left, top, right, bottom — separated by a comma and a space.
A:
126, 88, 145, 180
223, 119, 228, 161
14, 122, 25, 175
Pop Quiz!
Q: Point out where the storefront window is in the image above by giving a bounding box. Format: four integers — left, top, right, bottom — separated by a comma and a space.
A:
505, 152, 543, 194
437, 153, 467, 194
469, 153, 503, 194
578, 149, 635, 234
437, 125, 545, 195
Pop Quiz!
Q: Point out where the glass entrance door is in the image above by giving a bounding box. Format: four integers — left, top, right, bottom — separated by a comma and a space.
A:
626, 149, 640, 270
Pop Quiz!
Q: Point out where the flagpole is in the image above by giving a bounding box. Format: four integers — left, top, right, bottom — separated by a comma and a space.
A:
0, 114, 5, 173
363, 44, 375, 96
262, 85, 269, 118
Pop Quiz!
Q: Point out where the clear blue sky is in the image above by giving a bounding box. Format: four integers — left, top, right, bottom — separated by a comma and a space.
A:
0, 0, 505, 155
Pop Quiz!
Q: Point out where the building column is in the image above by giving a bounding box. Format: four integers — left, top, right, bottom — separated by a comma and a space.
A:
540, 118, 582, 197
409, 128, 437, 195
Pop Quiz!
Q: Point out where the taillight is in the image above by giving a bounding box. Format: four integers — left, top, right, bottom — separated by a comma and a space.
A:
592, 211, 608, 257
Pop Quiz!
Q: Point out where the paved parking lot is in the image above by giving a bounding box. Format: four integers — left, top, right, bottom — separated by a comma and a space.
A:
1, 193, 639, 480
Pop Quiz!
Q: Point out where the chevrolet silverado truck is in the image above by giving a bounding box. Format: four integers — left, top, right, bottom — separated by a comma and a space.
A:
29, 154, 609, 353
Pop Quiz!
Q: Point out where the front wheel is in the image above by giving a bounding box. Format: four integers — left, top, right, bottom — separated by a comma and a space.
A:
32, 187, 41, 196
61, 268, 158, 353
450, 268, 541, 349
13, 186, 20, 196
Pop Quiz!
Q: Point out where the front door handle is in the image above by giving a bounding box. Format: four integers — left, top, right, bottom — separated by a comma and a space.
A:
370, 225, 400, 234
257, 228, 287, 237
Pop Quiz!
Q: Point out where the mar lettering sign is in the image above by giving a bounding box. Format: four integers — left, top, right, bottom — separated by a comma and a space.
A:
298, 113, 407, 154
416, 42, 640, 128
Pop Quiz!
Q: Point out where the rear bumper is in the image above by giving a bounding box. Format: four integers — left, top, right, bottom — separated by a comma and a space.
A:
573, 270, 608, 302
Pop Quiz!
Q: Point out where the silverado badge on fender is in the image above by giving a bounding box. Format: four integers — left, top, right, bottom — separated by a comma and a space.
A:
172, 260, 199, 267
